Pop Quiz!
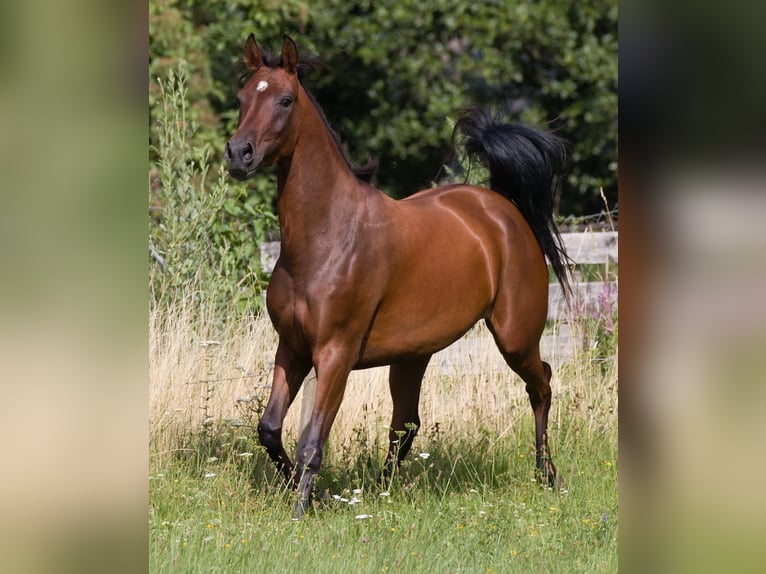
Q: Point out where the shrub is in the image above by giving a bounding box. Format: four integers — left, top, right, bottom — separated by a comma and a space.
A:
149, 64, 273, 316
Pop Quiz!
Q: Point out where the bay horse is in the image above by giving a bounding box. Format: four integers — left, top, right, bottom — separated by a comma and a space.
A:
225, 35, 571, 520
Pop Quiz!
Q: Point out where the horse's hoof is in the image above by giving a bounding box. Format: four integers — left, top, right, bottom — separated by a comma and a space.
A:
536, 462, 559, 489
543, 473, 565, 490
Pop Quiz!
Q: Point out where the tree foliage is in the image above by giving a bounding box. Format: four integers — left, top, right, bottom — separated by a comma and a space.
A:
150, 0, 617, 220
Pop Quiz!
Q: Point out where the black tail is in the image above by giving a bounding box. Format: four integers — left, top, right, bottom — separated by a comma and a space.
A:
452, 108, 572, 301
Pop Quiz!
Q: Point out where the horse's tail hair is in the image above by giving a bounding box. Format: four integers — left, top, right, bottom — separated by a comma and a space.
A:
451, 107, 572, 302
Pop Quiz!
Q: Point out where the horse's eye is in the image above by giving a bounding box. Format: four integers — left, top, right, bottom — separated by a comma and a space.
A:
280, 97, 293, 108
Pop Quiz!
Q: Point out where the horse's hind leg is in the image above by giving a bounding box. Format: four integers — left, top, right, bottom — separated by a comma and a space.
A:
257, 338, 312, 484
382, 356, 431, 480
486, 320, 557, 486
518, 355, 557, 486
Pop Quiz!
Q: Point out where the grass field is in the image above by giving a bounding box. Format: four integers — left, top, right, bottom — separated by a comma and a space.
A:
149, 303, 617, 573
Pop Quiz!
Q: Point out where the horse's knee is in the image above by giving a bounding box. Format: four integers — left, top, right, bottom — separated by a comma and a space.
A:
392, 415, 420, 435
390, 416, 420, 447
257, 419, 282, 453
542, 361, 552, 381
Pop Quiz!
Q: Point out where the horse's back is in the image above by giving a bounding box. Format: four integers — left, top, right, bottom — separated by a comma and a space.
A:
397, 183, 546, 275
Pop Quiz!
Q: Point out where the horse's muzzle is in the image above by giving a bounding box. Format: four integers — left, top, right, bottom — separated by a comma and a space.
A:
225, 139, 257, 180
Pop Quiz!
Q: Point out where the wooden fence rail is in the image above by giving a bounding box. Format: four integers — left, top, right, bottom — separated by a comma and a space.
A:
549, 231, 617, 321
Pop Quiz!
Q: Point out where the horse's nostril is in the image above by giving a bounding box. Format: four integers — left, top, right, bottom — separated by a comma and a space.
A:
243, 142, 254, 162
224, 141, 233, 161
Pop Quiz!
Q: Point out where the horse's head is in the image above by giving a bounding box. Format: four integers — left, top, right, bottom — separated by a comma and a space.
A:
225, 35, 301, 180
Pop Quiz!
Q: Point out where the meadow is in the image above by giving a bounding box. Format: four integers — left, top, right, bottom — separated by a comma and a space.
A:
149, 300, 617, 573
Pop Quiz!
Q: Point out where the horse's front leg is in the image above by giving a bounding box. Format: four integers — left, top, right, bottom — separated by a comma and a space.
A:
257, 339, 312, 484
292, 344, 354, 520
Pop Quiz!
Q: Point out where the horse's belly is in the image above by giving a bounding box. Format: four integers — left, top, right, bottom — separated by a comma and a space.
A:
356, 294, 487, 367
355, 239, 495, 366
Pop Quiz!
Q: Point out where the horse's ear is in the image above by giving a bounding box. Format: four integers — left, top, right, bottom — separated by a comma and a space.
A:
280, 35, 299, 75
244, 34, 264, 72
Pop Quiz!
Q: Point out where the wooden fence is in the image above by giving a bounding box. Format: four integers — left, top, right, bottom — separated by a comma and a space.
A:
549, 231, 618, 320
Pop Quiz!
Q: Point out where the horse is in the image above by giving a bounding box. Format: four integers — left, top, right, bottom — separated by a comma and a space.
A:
225, 34, 571, 520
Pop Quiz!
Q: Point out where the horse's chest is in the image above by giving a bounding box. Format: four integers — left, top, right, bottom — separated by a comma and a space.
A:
266, 267, 315, 345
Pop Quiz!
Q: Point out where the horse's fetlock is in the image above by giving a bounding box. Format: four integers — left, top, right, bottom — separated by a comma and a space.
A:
296, 445, 323, 473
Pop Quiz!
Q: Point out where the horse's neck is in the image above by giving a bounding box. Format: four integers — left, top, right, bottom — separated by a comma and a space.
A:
276, 103, 366, 252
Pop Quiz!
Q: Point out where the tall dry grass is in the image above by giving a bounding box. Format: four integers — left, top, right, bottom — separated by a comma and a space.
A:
149, 295, 617, 470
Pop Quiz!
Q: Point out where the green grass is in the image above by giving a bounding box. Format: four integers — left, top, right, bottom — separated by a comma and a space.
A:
149, 359, 617, 573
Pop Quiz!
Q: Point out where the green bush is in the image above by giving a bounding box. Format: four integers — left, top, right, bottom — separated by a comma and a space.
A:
149, 64, 273, 315
307, 0, 617, 213
150, 0, 617, 216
